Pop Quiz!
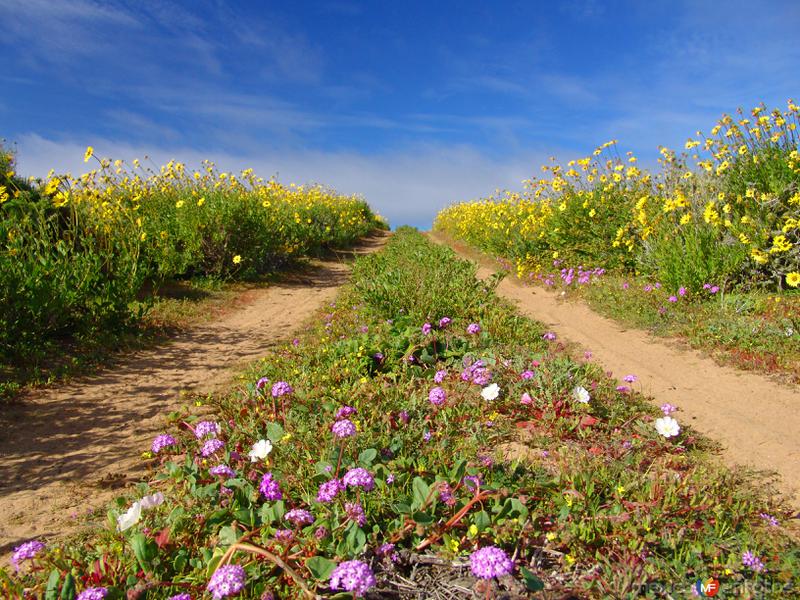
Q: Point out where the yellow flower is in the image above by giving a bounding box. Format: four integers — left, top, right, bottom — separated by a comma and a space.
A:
140, 232, 147, 241
616, 484, 625, 495
468, 524, 478, 537
448, 538, 460, 553
787, 272, 800, 288
197, 197, 205, 206
546, 532, 557, 541
232, 255, 242, 264
175, 200, 185, 208
564, 554, 576, 566
84, 146, 94, 162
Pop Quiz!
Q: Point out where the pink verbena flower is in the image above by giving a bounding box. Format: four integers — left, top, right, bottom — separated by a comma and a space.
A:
151, 434, 177, 454
331, 419, 357, 439
469, 546, 514, 579
207, 564, 246, 599
259, 472, 283, 501
329, 560, 375, 597
428, 386, 447, 406
342, 467, 375, 491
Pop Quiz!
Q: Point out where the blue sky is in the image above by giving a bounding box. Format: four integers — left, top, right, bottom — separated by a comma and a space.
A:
2, 0, 799, 227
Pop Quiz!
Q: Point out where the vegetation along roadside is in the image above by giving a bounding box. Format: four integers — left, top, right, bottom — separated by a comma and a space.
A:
4, 228, 797, 598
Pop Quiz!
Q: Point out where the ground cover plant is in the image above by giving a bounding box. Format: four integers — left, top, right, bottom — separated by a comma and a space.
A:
4, 229, 797, 599
434, 101, 800, 380
0, 147, 385, 396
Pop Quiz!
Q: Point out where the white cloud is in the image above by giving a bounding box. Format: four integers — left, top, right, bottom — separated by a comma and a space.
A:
13, 134, 540, 228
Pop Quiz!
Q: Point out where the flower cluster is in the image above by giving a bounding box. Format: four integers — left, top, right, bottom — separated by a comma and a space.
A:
207, 564, 246, 599
329, 560, 376, 597
469, 546, 514, 579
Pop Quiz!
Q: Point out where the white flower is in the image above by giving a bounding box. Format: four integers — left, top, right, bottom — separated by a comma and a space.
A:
139, 492, 164, 510
248, 439, 273, 462
572, 385, 590, 404
481, 383, 500, 401
655, 416, 681, 438
117, 501, 142, 532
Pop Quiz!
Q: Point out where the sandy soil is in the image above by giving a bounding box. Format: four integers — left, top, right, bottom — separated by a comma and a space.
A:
429, 231, 800, 510
0, 233, 387, 560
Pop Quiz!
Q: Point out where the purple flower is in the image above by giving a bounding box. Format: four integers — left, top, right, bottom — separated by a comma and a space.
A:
422, 322, 432, 335
292, 338, 300, 346
434, 369, 447, 383
331, 419, 357, 439
329, 560, 376, 597
759, 512, 779, 527
467, 323, 481, 335
11, 540, 45, 568
678, 286, 687, 296
168, 594, 192, 600
623, 374, 637, 383
439, 483, 456, 506
201, 438, 225, 457
372, 352, 384, 363
423, 430, 432, 442
742, 551, 765, 572
520, 392, 532, 405
207, 564, 246, 599
399, 410, 410, 424
314, 526, 328, 539
615, 385, 630, 393
195, 420, 220, 439
377, 542, 399, 562
643, 284, 653, 292
335, 405, 357, 419
584, 350, 593, 359
542, 332, 556, 341
151, 434, 177, 454
342, 467, 375, 491
469, 546, 514, 579
386, 473, 395, 484
622, 440, 633, 450
259, 472, 283, 501
520, 370, 535, 380
428, 386, 447, 406
255, 376, 270, 390
710, 285, 719, 294
274, 529, 294, 543
210, 464, 236, 479
703, 283, 711, 290
316, 479, 342, 503
76, 589, 108, 600
660, 403, 677, 416
668, 295, 678, 303
438, 316, 451, 328
271, 381, 293, 397
463, 475, 481, 491
284, 509, 314, 526
344, 501, 367, 526
622, 282, 629, 290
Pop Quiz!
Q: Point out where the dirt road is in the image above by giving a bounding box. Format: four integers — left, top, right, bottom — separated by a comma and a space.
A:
430, 231, 800, 509
0, 233, 387, 559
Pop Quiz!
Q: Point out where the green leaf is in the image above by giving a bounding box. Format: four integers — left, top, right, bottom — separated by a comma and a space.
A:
306, 556, 337, 581
521, 567, 545, 591
412, 511, 435, 525
412, 477, 430, 509
265, 422, 285, 444
473, 509, 491, 532
59, 573, 75, 600
131, 532, 157, 572
393, 502, 412, 514
218, 524, 241, 546
344, 522, 367, 554
449, 459, 467, 482
358, 448, 378, 466
45, 569, 60, 600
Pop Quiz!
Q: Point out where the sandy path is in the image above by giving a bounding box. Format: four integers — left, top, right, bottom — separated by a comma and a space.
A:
430, 231, 800, 509
0, 233, 387, 558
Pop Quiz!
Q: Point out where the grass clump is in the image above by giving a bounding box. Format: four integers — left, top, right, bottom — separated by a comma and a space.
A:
4, 229, 797, 599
